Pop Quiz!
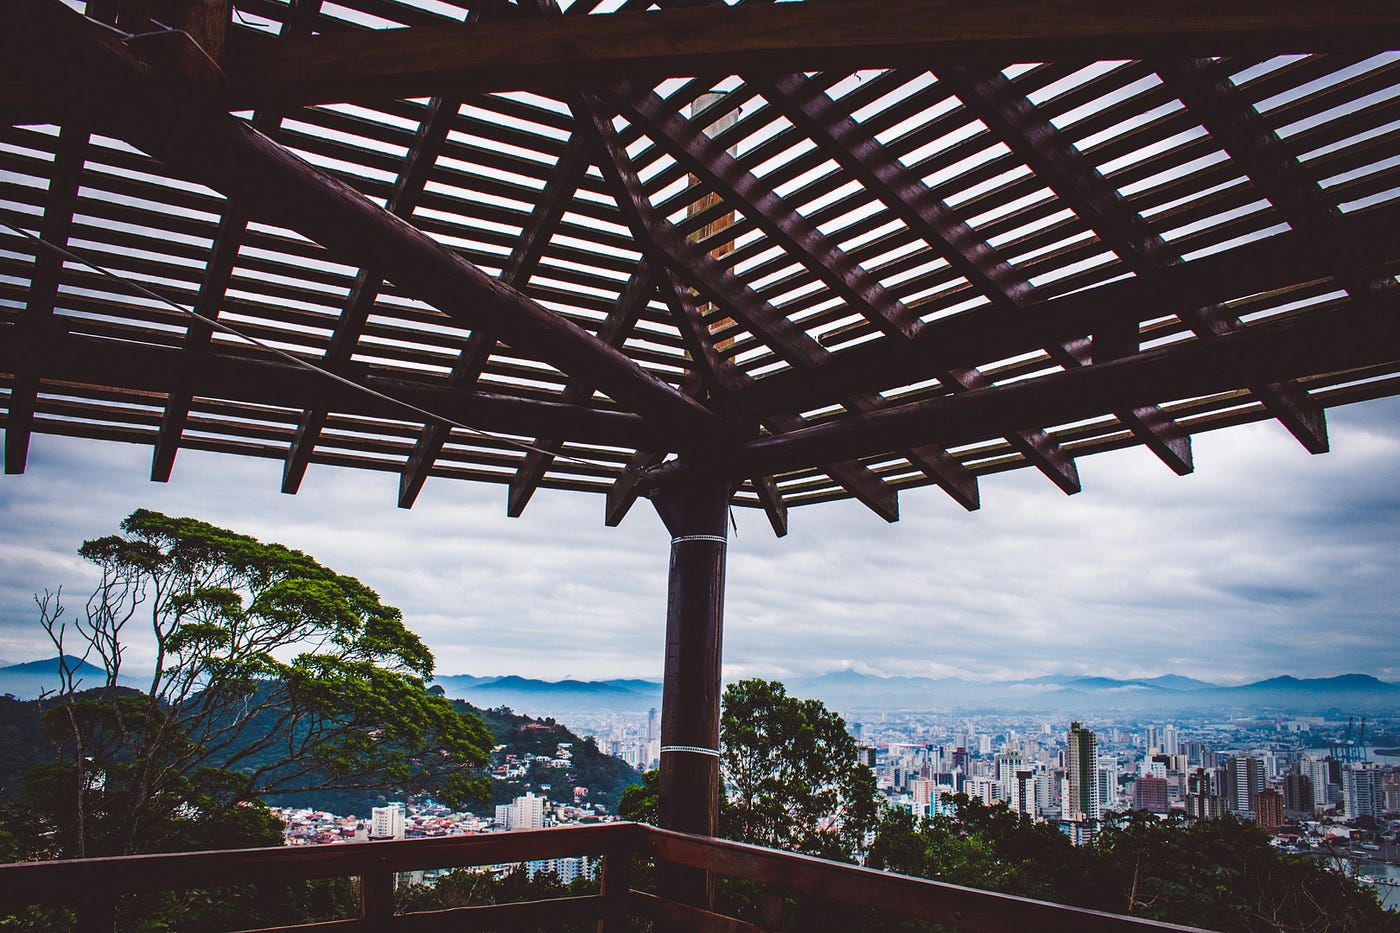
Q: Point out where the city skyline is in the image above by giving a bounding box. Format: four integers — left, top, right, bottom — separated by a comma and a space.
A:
2, 394, 1398, 685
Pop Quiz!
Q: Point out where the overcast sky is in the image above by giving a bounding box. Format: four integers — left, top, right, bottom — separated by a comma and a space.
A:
2, 394, 1398, 686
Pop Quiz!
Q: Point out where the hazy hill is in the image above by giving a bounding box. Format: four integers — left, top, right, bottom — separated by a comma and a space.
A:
429, 674, 662, 715
0, 655, 143, 700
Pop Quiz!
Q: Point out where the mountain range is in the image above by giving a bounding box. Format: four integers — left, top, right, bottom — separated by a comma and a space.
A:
6, 658, 1399, 715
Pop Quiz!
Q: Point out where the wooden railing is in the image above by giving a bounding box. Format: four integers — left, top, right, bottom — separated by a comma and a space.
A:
0, 822, 1206, 932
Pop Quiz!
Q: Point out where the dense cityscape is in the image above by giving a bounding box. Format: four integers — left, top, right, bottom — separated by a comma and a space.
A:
269, 701, 1400, 911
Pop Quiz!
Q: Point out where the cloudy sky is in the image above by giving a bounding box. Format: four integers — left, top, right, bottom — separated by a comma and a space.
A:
2, 393, 1398, 686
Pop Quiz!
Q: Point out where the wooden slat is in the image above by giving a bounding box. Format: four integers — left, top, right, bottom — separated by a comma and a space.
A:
938, 62, 1332, 455
753, 72, 1192, 477
12, 0, 729, 450
0, 330, 671, 451
641, 292, 1400, 488
221, 0, 1400, 109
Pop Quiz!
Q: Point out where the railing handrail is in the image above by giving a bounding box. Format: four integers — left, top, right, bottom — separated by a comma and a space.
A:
0, 821, 638, 904
0, 821, 1213, 932
637, 825, 1210, 933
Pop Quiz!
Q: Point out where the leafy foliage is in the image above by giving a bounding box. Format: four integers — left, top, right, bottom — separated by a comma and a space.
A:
22, 509, 492, 859
398, 865, 598, 932
720, 679, 879, 862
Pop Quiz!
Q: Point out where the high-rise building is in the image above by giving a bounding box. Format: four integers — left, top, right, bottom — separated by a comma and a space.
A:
1299, 757, 1333, 811
369, 804, 406, 841
1342, 763, 1384, 821
1185, 767, 1223, 821
1224, 756, 1265, 816
1132, 776, 1170, 813
1283, 772, 1315, 816
647, 708, 657, 744
1255, 788, 1285, 830
1143, 725, 1161, 755
1064, 721, 1100, 823
1162, 725, 1179, 757
496, 792, 545, 831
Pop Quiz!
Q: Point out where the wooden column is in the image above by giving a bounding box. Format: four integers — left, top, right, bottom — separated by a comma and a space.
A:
651, 476, 730, 909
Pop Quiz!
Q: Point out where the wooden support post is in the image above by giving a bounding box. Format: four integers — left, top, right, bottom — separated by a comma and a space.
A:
360, 870, 394, 921
651, 476, 730, 911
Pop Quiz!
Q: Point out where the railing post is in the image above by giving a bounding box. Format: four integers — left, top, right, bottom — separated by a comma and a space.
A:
761, 887, 785, 930
75, 891, 117, 933
651, 476, 730, 912
361, 869, 395, 923
596, 835, 636, 933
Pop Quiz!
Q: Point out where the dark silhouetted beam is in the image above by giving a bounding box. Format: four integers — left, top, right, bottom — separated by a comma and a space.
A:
938, 62, 1331, 454
1, 328, 670, 451
397, 134, 590, 509
605, 84, 1080, 496
753, 72, 1192, 476
733, 206, 1400, 418
576, 91, 904, 522
640, 293, 1400, 489
5, 122, 87, 475
220, 0, 1400, 109
1155, 57, 1396, 303
152, 0, 323, 484
284, 95, 457, 496
15, 0, 729, 448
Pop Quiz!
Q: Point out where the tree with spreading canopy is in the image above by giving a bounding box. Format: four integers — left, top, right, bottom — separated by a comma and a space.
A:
25, 508, 492, 860
719, 678, 879, 862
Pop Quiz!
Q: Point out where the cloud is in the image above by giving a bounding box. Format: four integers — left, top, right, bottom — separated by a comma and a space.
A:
2, 395, 1398, 684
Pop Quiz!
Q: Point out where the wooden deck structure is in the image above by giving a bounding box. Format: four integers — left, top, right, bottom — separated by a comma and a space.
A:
0, 822, 1210, 932
2, 0, 1400, 924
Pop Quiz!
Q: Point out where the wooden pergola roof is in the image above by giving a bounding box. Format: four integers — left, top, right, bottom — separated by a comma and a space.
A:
4, 0, 1400, 534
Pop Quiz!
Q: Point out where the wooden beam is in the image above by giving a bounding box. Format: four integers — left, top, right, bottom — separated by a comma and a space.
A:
753, 72, 1191, 477
1, 328, 672, 451
508, 264, 656, 519
640, 294, 1400, 488
732, 206, 1400, 418
575, 91, 904, 522
5, 121, 88, 475
1155, 57, 1396, 303
605, 84, 1076, 497
397, 134, 590, 509
17, 0, 729, 449
151, 0, 323, 484
284, 94, 458, 496
221, 0, 1400, 109
939, 62, 1331, 454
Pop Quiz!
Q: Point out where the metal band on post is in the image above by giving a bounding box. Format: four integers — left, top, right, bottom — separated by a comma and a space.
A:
661, 744, 722, 758
671, 534, 727, 546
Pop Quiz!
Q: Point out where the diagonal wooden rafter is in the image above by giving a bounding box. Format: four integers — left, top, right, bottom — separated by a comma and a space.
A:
4, 0, 117, 475
730, 205, 1400, 419
639, 291, 1400, 490
751, 71, 1193, 476
575, 90, 1000, 521
938, 62, 1330, 455
0, 329, 671, 450
283, 94, 458, 496
609, 82, 1082, 496
152, 0, 323, 484
505, 262, 656, 520
1154, 57, 1398, 304
5, 122, 88, 476
214, 0, 1400, 111
10, 0, 730, 449
572, 93, 845, 527
397, 134, 591, 509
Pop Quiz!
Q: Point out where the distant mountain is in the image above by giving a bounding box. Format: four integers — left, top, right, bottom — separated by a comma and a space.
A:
765, 669, 1400, 714
428, 674, 662, 715
0, 655, 142, 700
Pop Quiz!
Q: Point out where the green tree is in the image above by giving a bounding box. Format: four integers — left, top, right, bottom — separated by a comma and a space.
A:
26, 509, 492, 860
719, 678, 878, 861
